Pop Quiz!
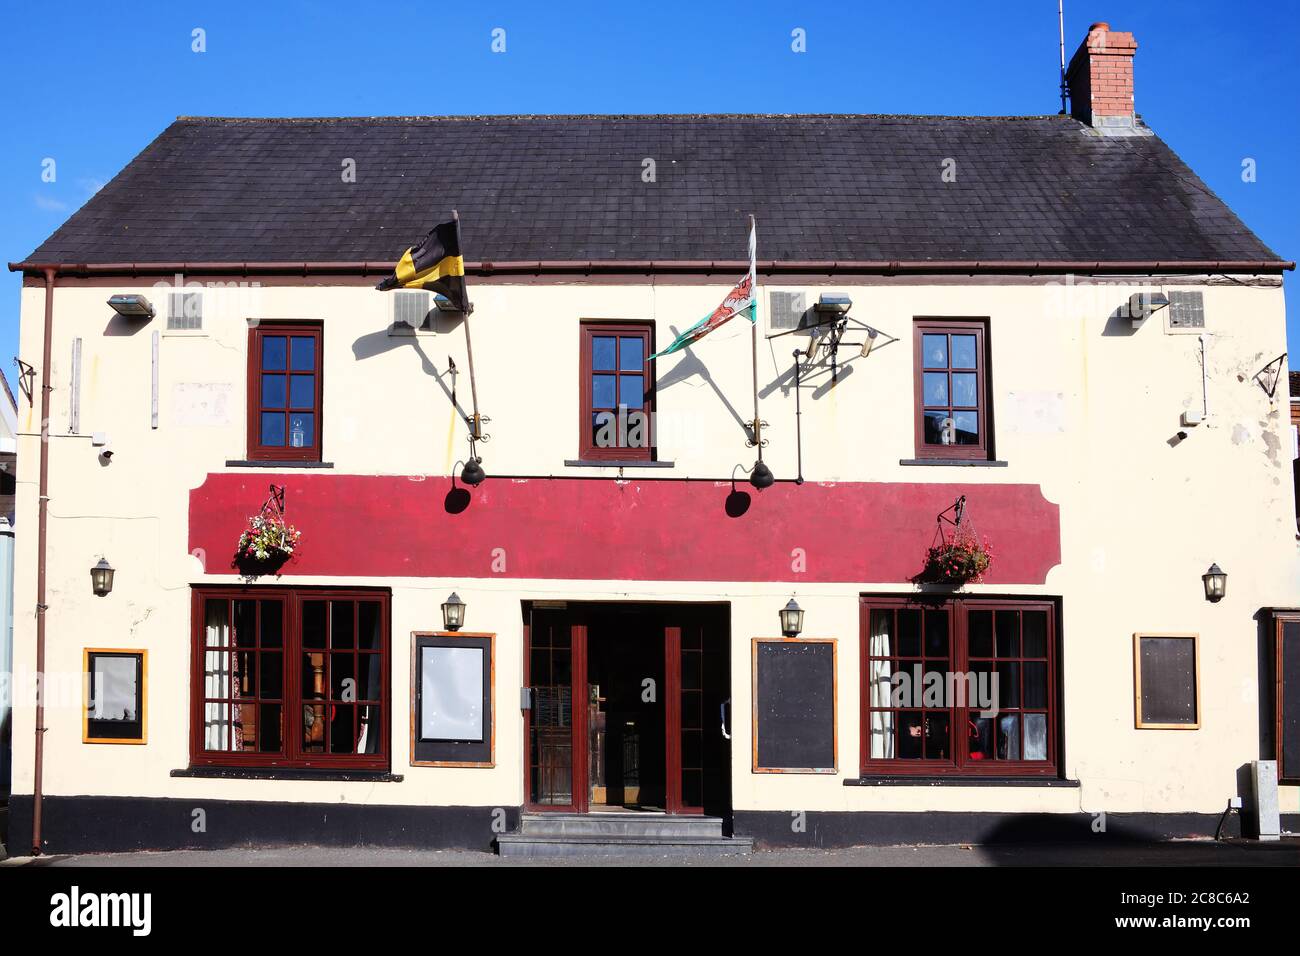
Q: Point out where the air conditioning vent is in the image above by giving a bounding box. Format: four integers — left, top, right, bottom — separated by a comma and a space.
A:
1167, 291, 1205, 330
167, 292, 202, 330
392, 290, 434, 333
768, 291, 806, 332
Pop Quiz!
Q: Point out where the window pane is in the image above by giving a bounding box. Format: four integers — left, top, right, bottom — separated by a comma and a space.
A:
922, 372, 948, 406
1023, 611, 1048, 658
302, 601, 327, 649
420, 645, 485, 741
996, 661, 1020, 708
358, 602, 382, 650
259, 704, 283, 753
89, 656, 138, 722
260, 601, 283, 648
968, 610, 993, 657
261, 374, 286, 409
923, 411, 952, 445
924, 610, 948, 656
952, 410, 979, 445
290, 336, 316, 371
995, 611, 1020, 656
262, 336, 287, 371
951, 372, 978, 408
996, 715, 1021, 760
1024, 713, 1048, 760
331, 602, 355, 649
358, 705, 382, 754
592, 411, 615, 447
205, 599, 230, 647
289, 374, 315, 409
592, 374, 616, 408
923, 712, 950, 760
260, 412, 285, 447
619, 375, 644, 409
1024, 662, 1048, 709
969, 715, 994, 761
921, 334, 948, 369
897, 610, 921, 657
329, 704, 356, 753
287, 413, 313, 449
302, 654, 326, 700
236, 650, 257, 697
203, 702, 233, 751
234, 600, 257, 647
619, 336, 644, 370
592, 336, 616, 371
950, 334, 977, 369
898, 711, 924, 759
330, 651, 356, 698
261, 652, 283, 700
357, 653, 382, 702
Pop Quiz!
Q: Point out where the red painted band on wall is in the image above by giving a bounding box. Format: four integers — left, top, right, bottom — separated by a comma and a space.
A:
190, 474, 1061, 585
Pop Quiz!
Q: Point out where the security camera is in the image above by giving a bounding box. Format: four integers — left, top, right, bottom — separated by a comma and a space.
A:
99, 447, 114, 463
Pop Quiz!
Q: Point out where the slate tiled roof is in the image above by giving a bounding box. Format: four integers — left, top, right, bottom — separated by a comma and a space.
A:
22, 114, 1286, 266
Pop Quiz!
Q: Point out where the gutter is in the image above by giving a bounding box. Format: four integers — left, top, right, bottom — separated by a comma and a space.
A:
31, 267, 54, 855
8, 258, 1296, 277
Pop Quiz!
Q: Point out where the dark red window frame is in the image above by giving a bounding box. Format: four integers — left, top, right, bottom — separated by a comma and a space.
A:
912, 318, 991, 460
247, 321, 323, 461
579, 321, 656, 461
190, 586, 390, 770
859, 596, 1059, 777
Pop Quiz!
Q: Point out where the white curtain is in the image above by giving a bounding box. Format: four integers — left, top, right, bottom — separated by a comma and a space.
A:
869, 614, 895, 759
204, 601, 234, 750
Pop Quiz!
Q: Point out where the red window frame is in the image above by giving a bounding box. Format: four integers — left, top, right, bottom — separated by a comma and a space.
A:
190, 586, 390, 770
247, 322, 323, 461
913, 319, 990, 460
578, 321, 655, 461
859, 596, 1058, 777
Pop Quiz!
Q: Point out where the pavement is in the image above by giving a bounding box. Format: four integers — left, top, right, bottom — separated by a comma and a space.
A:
4, 839, 1299, 867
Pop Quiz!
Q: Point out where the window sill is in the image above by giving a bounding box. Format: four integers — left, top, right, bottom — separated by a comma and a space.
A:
172, 767, 401, 782
899, 458, 1008, 467
845, 776, 1077, 787
564, 459, 675, 469
225, 459, 335, 469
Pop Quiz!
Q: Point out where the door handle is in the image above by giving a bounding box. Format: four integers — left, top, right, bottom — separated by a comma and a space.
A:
720, 698, 731, 740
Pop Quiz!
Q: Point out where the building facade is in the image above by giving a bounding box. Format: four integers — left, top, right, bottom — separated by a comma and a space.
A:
5, 22, 1299, 854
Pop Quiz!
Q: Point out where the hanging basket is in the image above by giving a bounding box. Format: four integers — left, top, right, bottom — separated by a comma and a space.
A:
232, 485, 301, 579
920, 496, 993, 586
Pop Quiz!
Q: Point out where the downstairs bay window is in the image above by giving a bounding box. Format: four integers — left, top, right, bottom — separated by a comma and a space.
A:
860, 596, 1058, 776
190, 587, 390, 770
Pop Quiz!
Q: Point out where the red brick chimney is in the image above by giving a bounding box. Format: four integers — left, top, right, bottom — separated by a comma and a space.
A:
1066, 21, 1139, 133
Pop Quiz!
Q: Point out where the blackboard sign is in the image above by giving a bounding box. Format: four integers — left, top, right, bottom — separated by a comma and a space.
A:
752, 638, 837, 773
1278, 618, 1300, 784
1134, 634, 1200, 729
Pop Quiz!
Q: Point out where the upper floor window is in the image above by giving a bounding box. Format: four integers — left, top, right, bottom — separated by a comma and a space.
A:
191, 587, 390, 770
248, 322, 323, 461
913, 319, 990, 460
579, 321, 655, 461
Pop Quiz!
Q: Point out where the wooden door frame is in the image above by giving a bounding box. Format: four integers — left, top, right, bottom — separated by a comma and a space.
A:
522, 610, 588, 813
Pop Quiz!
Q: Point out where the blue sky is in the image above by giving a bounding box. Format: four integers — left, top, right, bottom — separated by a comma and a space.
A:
2, 0, 1296, 393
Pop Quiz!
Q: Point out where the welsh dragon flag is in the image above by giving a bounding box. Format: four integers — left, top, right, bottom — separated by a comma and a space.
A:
649, 221, 756, 359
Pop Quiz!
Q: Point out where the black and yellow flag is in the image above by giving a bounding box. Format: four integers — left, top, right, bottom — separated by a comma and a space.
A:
376, 218, 469, 311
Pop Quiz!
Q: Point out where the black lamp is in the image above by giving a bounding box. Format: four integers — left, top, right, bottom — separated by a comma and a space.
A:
91, 557, 115, 597
442, 592, 466, 631
1202, 564, 1227, 602
779, 598, 804, 637
460, 458, 486, 487
750, 460, 774, 490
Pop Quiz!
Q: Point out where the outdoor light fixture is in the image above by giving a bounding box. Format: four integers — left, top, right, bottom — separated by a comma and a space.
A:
106, 294, 155, 319
460, 457, 486, 486
1128, 291, 1169, 328
442, 592, 466, 631
1202, 564, 1227, 603
813, 293, 853, 316
779, 598, 804, 637
749, 459, 774, 490
90, 557, 115, 597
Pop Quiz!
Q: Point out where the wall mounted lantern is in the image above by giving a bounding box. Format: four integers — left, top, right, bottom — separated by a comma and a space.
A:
779, 598, 804, 637
1202, 564, 1227, 603
749, 460, 775, 490
106, 294, 155, 319
91, 557, 115, 597
1127, 291, 1169, 328
460, 457, 486, 487
442, 592, 466, 631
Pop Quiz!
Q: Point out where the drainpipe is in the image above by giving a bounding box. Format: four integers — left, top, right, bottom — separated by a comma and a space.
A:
31, 266, 55, 855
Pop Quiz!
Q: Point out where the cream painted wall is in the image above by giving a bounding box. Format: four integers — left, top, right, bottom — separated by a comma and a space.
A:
9, 273, 1299, 817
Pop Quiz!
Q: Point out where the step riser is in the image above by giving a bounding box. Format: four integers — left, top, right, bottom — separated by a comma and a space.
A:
521, 820, 724, 839
498, 841, 752, 860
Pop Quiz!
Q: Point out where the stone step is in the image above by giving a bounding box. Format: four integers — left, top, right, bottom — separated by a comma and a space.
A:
497, 833, 753, 860
519, 812, 725, 839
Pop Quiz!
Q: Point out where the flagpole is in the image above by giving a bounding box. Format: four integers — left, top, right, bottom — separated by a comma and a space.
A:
454, 209, 483, 449
748, 214, 763, 460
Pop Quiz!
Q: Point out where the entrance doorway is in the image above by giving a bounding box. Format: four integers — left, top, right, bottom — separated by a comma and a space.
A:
525, 602, 730, 815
